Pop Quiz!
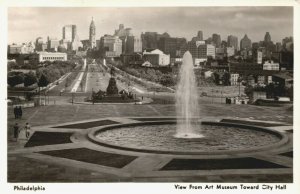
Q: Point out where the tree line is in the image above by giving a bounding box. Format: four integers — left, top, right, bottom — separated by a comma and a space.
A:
7, 61, 78, 88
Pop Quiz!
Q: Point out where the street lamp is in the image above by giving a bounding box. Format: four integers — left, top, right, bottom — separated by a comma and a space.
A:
72, 92, 74, 104
237, 76, 242, 97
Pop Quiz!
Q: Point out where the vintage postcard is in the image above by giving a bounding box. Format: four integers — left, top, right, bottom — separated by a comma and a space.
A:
1, 0, 299, 193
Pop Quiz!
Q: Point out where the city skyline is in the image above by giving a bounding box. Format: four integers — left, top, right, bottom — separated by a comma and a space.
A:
8, 7, 293, 44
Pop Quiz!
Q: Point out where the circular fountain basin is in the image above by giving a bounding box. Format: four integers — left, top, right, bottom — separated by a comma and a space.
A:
88, 121, 288, 155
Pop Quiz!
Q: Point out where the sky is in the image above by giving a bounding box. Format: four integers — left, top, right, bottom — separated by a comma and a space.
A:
8, 7, 293, 44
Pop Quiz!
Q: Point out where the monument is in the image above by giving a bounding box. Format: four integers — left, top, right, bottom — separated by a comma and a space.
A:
106, 67, 118, 96
89, 66, 137, 103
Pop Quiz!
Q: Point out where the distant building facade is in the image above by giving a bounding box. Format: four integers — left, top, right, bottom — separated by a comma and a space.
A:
143, 49, 170, 66
191, 31, 203, 42
158, 37, 186, 58
212, 33, 221, 48
63, 25, 77, 42
35, 37, 47, 52
227, 35, 238, 52
123, 36, 143, 54
8, 43, 34, 54
254, 50, 263, 64
230, 73, 240, 86
100, 35, 122, 57
141, 32, 171, 51
240, 34, 252, 50
47, 37, 60, 52
114, 24, 133, 37
263, 60, 280, 71
187, 41, 215, 59
62, 24, 82, 51
37, 52, 67, 62
199, 44, 215, 59
226, 47, 235, 57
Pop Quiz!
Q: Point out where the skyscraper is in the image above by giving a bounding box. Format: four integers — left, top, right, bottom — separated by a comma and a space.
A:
47, 36, 59, 52
89, 17, 96, 49
114, 24, 132, 37
62, 24, 82, 51
240, 34, 252, 50
197, 31, 203, 40
100, 35, 122, 57
264, 32, 271, 42
227, 35, 238, 51
62, 25, 77, 42
191, 31, 203, 41
123, 35, 142, 54
158, 37, 187, 58
212, 33, 221, 48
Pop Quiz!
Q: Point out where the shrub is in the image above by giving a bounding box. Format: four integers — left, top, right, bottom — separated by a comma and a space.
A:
8, 74, 24, 87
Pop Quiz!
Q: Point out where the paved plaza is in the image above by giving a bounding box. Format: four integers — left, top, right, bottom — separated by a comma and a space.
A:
7, 102, 293, 182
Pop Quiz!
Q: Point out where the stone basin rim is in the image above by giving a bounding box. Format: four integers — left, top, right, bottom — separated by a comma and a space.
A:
87, 120, 289, 155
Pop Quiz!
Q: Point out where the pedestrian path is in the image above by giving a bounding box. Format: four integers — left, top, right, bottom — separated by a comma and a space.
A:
8, 116, 293, 182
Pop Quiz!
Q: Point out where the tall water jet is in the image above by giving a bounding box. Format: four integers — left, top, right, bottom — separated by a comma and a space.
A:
175, 51, 203, 138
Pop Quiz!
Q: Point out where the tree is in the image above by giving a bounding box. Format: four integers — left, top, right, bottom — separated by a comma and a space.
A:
7, 75, 24, 87
160, 74, 175, 87
213, 72, 221, 85
222, 71, 230, 86
244, 85, 254, 102
24, 72, 37, 87
38, 74, 49, 88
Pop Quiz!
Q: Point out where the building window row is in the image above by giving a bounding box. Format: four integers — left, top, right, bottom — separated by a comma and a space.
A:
42, 56, 65, 60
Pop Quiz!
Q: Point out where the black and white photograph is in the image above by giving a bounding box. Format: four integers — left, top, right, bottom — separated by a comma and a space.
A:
2, 0, 299, 193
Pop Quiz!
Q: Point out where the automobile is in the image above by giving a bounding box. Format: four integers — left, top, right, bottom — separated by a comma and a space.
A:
274, 96, 290, 102
135, 101, 143, 105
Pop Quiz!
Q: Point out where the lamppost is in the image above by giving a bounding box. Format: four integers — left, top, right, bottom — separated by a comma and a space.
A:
221, 91, 223, 103
72, 92, 74, 104
237, 76, 242, 97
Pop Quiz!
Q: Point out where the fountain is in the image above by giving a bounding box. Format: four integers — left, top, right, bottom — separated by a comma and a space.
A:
175, 51, 204, 138
90, 54, 285, 155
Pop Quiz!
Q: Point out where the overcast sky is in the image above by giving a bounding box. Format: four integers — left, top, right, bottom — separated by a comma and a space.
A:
8, 7, 293, 44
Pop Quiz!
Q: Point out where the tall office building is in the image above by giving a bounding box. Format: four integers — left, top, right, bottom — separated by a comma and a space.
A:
187, 40, 215, 59
240, 34, 252, 50
100, 35, 122, 57
158, 37, 187, 58
141, 32, 159, 50
264, 32, 271, 42
282, 36, 293, 51
123, 35, 142, 54
47, 37, 60, 52
89, 17, 96, 49
114, 24, 133, 37
62, 24, 82, 51
198, 44, 215, 59
227, 35, 238, 51
141, 32, 169, 50
212, 34, 221, 48
191, 31, 203, 42
197, 31, 203, 40
62, 25, 77, 42
35, 37, 47, 51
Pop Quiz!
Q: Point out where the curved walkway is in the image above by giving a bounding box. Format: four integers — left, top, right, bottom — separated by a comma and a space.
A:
8, 117, 293, 182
